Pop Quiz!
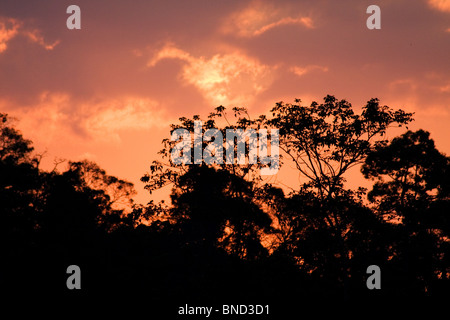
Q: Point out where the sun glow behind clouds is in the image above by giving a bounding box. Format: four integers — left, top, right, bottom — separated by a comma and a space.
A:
148, 44, 274, 106
428, 0, 450, 12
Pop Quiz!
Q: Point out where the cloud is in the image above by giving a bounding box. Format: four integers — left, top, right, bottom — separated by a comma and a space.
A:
0, 92, 166, 144
290, 65, 329, 77
83, 97, 166, 142
23, 29, 60, 50
385, 73, 450, 118
221, 1, 314, 38
148, 43, 274, 106
147, 45, 192, 67
0, 16, 59, 53
428, 0, 450, 12
388, 78, 418, 92
77, 152, 98, 161
247, 16, 314, 37
439, 84, 450, 93
0, 17, 20, 52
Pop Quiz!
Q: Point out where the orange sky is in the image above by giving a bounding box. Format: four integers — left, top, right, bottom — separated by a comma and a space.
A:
1, 0, 449, 205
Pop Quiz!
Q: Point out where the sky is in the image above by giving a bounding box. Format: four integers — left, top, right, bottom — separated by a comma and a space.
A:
1, 0, 449, 205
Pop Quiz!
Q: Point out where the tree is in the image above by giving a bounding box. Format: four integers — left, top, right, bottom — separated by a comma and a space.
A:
0, 113, 34, 164
140, 95, 418, 298
265, 95, 413, 199
141, 106, 270, 195
141, 106, 276, 260
169, 165, 272, 259
3, 95, 450, 301
257, 96, 413, 295
40, 160, 138, 236
362, 129, 450, 294
0, 113, 41, 240
0, 113, 144, 295
362, 129, 449, 221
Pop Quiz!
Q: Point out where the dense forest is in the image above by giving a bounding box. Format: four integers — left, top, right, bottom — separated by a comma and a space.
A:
1, 95, 449, 309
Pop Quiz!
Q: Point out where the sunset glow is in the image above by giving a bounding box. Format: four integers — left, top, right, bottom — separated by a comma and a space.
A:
1, 0, 449, 205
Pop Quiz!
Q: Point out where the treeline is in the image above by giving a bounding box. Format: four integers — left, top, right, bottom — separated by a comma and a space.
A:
1, 95, 449, 305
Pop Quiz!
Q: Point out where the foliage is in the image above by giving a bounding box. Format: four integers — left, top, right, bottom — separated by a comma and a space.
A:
266, 95, 413, 198
1, 96, 449, 302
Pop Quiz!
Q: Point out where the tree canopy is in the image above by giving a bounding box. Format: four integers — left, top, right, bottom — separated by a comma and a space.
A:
1, 96, 449, 307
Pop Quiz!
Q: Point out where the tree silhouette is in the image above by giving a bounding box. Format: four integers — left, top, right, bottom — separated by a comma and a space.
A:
138, 95, 450, 302
1, 95, 449, 308
266, 95, 413, 199
362, 129, 449, 220
362, 129, 450, 295
169, 165, 272, 259
258, 96, 413, 297
0, 113, 142, 296
0, 113, 40, 243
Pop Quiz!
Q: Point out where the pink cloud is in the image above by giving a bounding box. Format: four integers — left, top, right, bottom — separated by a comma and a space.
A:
23, 29, 60, 50
290, 65, 329, 77
250, 16, 314, 36
148, 43, 275, 106
0, 17, 20, 52
428, 0, 450, 12
0, 92, 167, 144
0, 16, 59, 53
221, 1, 314, 38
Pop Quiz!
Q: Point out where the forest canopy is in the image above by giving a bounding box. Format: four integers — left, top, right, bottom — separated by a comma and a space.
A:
1, 95, 449, 303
